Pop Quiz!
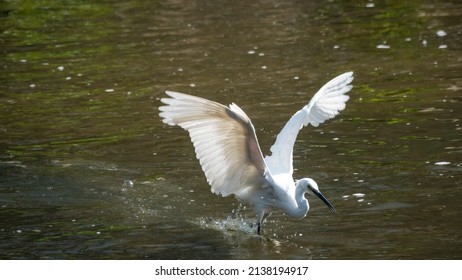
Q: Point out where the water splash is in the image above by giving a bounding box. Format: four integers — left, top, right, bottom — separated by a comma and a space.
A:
194, 215, 286, 250
196, 216, 256, 235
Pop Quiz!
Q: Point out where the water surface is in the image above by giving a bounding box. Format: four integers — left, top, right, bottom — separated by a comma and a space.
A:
1, 0, 461, 259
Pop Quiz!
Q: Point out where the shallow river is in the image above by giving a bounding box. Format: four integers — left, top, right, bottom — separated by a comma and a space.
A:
1, 0, 461, 259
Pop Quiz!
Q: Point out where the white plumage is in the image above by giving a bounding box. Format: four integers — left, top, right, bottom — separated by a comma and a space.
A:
159, 71, 354, 234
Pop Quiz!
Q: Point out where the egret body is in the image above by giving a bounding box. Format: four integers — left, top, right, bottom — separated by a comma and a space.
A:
159, 72, 353, 234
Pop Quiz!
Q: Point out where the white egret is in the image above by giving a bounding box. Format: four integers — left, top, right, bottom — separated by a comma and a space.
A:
159, 72, 353, 234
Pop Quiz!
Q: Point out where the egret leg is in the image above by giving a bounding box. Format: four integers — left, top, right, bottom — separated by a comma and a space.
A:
256, 210, 265, 235
256, 211, 272, 235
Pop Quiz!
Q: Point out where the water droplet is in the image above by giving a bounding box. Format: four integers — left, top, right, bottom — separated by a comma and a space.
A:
377, 44, 390, 49
57, 66, 64, 71
435, 161, 450, 165
352, 193, 365, 198
436, 30, 447, 37
123, 180, 134, 188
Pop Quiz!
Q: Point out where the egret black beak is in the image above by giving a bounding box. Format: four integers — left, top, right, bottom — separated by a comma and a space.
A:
313, 189, 336, 213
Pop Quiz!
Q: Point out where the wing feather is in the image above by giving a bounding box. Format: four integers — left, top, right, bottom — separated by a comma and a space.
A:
265, 72, 354, 175
159, 91, 268, 197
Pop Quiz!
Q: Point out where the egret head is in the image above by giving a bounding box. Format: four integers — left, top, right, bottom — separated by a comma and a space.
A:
297, 178, 336, 213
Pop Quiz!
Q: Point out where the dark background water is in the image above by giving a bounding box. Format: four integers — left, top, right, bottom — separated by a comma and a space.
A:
1, 0, 461, 259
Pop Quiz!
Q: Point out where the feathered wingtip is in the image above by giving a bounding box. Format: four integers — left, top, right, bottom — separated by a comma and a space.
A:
304, 71, 354, 127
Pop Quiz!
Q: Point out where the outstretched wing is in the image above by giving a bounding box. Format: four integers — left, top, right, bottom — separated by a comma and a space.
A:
159, 91, 269, 197
264, 72, 354, 175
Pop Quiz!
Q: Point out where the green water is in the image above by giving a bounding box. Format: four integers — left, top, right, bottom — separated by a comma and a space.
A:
1, 0, 461, 259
